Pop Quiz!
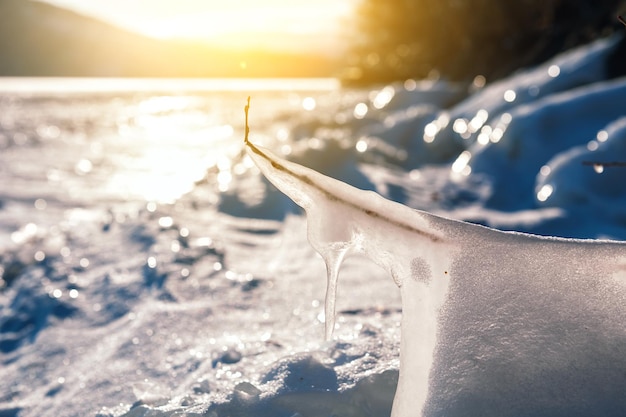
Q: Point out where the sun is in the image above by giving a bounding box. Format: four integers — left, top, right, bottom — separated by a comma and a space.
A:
133, 1, 353, 52
40, 0, 354, 50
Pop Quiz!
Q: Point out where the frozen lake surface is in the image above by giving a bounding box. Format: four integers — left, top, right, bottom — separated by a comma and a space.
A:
1, 34, 626, 417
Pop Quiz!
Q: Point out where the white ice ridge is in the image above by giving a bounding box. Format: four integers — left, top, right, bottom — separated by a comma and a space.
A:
245, 138, 626, 417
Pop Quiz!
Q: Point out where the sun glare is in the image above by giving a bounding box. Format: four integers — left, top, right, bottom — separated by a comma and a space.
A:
41, 0, 354, 49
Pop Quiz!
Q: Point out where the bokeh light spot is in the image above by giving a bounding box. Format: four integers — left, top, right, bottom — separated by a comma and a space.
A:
473, 75, 486, 88
353, 103, 368, 119
356, 139, 368, 153
302, 97, 316, 111
537, 184, 553, 202
596, 130, 608, 142
504, 90, 516, 103
548, 65, 560, 78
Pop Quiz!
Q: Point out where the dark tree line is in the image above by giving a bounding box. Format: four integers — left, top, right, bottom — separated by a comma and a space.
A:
344, 0, 626, 85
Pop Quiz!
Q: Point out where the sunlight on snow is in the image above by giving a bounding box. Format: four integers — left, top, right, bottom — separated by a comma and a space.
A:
451, 150, 472, 177
355, 139, 368, 153
302, 97, 317, 111
353, 102, 368, 119
423, 122, 439, 141
469, 109, 488, 132
504, 89, 517, 102
104, 96, 238, 203
548, 64, 561, 78
536, 184, 554, 202
587, 140, 599, 151
372, 86, 395, 109
423, 113, 449, 143
597, 129, 609, 142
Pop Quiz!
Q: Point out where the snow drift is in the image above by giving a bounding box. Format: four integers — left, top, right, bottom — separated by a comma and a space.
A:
246, 138, 626, 417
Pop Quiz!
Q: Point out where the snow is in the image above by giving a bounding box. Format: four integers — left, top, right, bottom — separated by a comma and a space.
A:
1, 33, 626, 417
245, 133, 626, 417
464, 77, 626, 210
537, 117, 626, 226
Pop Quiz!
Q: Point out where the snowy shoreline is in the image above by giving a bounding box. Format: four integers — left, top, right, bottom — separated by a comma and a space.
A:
1, 34, 625, 417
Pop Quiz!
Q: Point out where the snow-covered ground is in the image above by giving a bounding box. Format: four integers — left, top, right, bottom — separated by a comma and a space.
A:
1, 34, 625, 417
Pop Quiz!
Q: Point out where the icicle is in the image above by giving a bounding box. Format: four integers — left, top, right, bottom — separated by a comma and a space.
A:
321, 247, 348, 340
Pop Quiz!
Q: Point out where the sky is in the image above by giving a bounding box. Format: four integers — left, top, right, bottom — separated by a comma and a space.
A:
39, 0, 356, 51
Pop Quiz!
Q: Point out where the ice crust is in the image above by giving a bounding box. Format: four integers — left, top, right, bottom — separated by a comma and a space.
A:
246, 141, 626, 416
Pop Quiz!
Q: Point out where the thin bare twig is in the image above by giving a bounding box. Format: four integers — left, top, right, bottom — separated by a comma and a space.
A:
619, 15, 626, 27
244, 96, 251, 144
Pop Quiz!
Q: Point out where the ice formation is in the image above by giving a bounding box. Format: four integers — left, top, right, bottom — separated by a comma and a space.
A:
245, 136, 626, 416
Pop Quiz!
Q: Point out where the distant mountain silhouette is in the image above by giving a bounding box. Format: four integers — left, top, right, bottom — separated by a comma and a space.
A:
0, 0, 338, 77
